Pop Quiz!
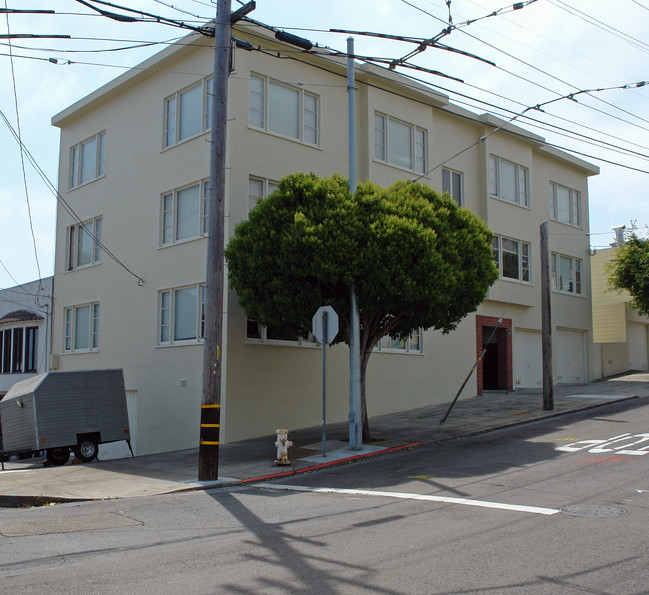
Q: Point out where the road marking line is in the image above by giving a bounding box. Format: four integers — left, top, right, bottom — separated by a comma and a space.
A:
254, 484, 560, 516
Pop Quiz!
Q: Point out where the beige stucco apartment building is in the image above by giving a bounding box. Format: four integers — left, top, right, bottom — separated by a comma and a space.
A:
50, 24, 599, 456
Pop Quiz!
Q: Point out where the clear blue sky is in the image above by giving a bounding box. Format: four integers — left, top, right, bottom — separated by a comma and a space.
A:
1, 0, 648, 288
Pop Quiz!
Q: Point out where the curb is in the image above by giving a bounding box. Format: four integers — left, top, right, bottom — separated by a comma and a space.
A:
0, 395, 642, 506
429, 394, 640, 444
238, 441, 424, 485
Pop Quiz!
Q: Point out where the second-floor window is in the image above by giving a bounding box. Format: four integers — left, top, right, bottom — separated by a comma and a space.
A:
70, 132, 106, 188
374, 113, 427, 174
161, 181, 209, 245
67, 216, 102, 270
159, 284, 206, 345
442, 167, 463, 206
492, 235, 531, 282
552, 253, 582, 295
490, 155, 529, 207
249, 74, 319, 145
164, 77, 214, 148
64, 303, 100, 352
549, 182, 581, 227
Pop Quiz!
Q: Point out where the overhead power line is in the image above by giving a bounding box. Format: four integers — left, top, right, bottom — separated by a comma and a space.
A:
3, 2, 42, 284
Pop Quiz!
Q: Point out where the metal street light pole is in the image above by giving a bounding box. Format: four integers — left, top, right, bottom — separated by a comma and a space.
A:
347, 36, 362, 451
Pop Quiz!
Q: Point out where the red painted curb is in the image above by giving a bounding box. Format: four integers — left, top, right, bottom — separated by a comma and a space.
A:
239, 441, 423, 484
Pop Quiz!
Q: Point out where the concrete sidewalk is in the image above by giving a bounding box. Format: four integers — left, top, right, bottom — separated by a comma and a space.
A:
2, 372, 648, 504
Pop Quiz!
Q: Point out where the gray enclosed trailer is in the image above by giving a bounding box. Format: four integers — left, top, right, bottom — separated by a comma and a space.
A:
0, 369, 130, 465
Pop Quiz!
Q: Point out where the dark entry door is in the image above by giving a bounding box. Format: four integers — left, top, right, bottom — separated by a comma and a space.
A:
482, 326, 499, 390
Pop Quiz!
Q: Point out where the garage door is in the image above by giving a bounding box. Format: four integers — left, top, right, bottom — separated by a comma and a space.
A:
628, 323, 648, 371
513, 330, 542, 388
555, 329, 586, 384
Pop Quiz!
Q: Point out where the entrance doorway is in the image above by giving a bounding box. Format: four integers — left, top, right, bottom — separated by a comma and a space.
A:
476, 315, 513, 395
482, 327, 500, 390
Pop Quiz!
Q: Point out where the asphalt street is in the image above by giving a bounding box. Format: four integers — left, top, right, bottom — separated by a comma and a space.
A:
1, 398, 648, 594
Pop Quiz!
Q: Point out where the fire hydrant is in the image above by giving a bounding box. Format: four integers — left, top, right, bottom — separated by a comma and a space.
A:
274, 429, 292, 465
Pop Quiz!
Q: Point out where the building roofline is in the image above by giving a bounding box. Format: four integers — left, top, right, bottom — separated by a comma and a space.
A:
50, 22, 599, 175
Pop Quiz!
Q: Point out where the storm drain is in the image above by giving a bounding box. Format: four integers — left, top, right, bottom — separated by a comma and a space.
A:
560, 504, 626, 518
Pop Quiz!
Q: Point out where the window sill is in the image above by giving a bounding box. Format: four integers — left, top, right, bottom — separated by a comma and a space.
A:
65, 261, 102, 273
489, 195, 531, 210
549, 217, 582, 229
156, 340, 204, 348
373, 158, 428, 178
158, 235, 207, 250
161, 129, 210, 152
375, 349, 424, 356
68, 174, 105, 192
496, 276, 533, 286
245, 338, 319, 348
552, 289, 585, 298
248, 125, 322, 150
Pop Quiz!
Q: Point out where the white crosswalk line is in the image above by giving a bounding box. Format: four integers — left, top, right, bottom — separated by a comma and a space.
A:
253, 484, 560, 515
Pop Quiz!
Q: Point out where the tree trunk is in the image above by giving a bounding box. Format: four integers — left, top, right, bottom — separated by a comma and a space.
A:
360, 350, 371, 443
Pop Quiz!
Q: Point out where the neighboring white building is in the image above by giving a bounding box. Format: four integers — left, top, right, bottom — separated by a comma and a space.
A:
0, 278, 53, 396
50, 24, 598, 456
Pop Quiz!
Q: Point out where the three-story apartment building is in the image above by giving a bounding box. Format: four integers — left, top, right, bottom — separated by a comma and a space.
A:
51, 23, 598, 455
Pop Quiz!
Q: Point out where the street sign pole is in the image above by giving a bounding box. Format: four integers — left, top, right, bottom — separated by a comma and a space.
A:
312, 306, 339, 458
321, 311, 328, 457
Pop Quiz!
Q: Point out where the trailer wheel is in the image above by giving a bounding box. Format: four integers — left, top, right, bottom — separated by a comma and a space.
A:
75, 439, 98, 463
46, 447, 70, 466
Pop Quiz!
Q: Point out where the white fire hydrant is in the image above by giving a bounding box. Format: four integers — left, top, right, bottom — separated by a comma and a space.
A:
274, 429, 293, 465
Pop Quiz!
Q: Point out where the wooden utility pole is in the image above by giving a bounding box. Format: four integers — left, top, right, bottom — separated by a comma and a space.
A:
198, 0, 256, 481
540, 222, 554, 410
198, 0, 231, 481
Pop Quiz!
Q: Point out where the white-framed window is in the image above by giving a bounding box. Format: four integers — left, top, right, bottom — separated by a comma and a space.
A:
158, 284, 206, 345
490, 155, 529, 207
0, 325, 38, 374
549, 182, 581, 227
249, 73, 319, 145
246, 320, 317, 345
442, 167, 463, 206
164, 77, 214, 148
248, 175, 279, 216
69, 132, 106, 189
67, 216, 102, 270
64, 303, 100, 352
375, 329, 423, 354
551, 253, 582, 295
161, 180, 210, 246
492, 235, 531, 283
374, 112, 427, 174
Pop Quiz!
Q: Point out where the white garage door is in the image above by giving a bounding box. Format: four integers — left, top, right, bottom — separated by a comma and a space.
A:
514, 330, 542, 388
555, 329, 586, 384
628, 323, 648, 371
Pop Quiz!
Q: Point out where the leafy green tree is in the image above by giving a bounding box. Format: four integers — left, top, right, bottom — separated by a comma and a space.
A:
225, 173, 498, 440
609, 232, 649, 315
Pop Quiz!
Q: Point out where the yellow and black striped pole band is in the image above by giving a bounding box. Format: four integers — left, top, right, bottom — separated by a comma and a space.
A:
200, 404, 220, 445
